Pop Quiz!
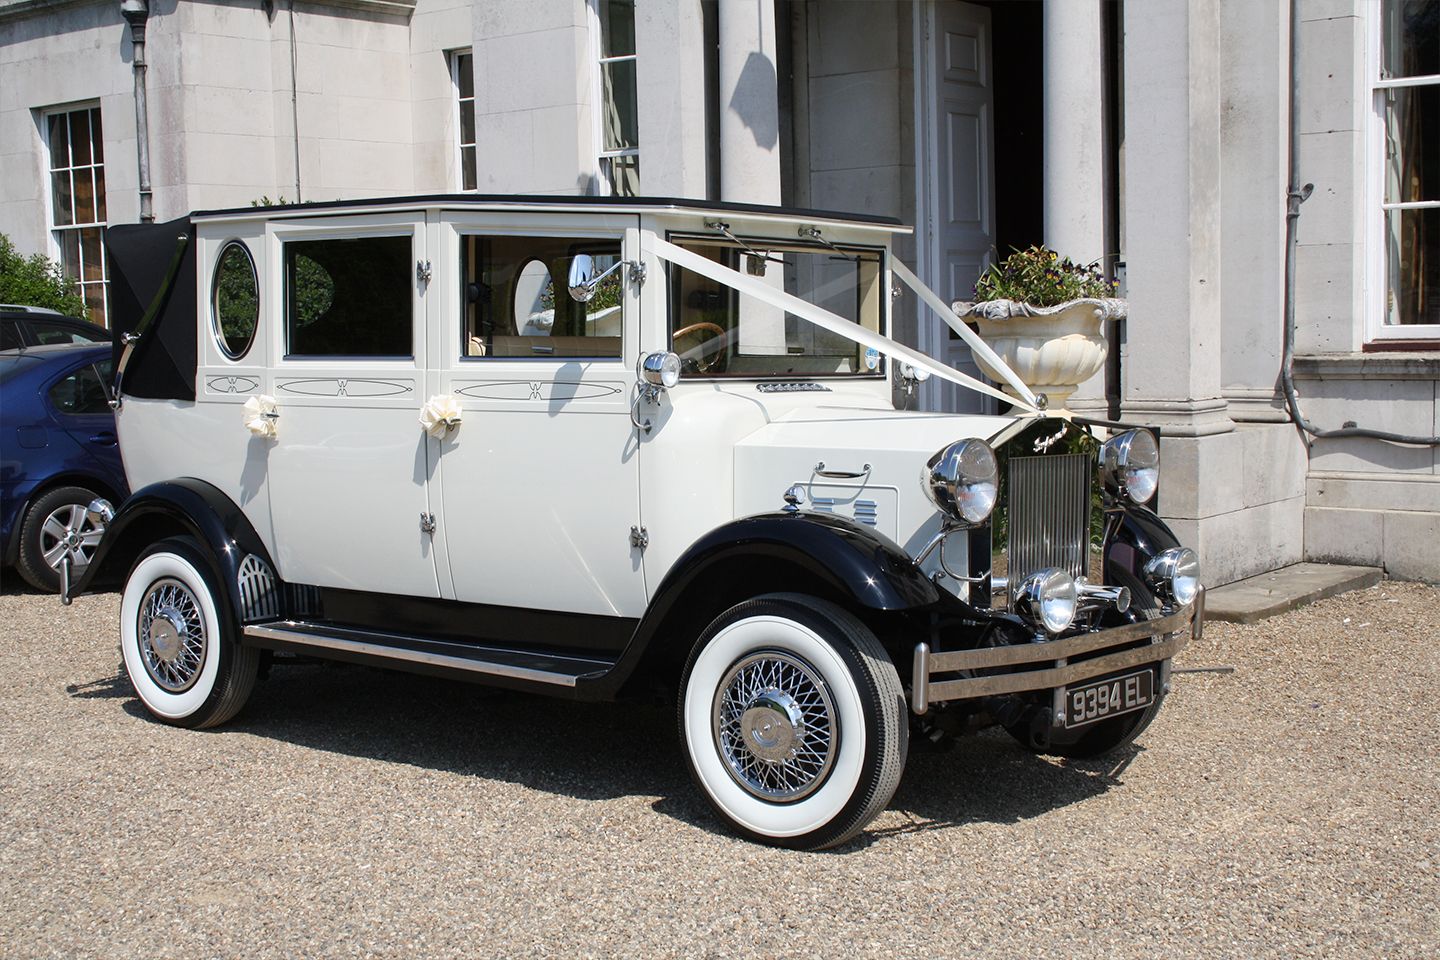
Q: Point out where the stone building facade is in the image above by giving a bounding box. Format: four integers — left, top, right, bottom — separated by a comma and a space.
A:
1, 0, 1436, 584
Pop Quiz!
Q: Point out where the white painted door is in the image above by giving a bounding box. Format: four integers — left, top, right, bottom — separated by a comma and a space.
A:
429, 214, 647, 619
263, 214, 439, 598
918, 0, 997, 414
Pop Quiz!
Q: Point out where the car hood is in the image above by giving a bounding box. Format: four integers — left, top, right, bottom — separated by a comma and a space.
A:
732, 405, 1034, 554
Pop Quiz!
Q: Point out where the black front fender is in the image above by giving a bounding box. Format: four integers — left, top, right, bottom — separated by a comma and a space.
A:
652, 511, 941, 614
1104, 502, 1185, 586
587, 512, 940, 698
71, 478, 274, 610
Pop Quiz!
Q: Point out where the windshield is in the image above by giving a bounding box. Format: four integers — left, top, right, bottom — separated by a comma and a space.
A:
666, 236, 885, 378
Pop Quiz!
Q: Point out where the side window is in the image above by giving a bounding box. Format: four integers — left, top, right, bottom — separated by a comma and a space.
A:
284, 235, 412, 357
49, 362, 110, 415
32, 323, 94, 346
460, 235, 622, 359
212, 241, 259, 360
2, 321, 26, 350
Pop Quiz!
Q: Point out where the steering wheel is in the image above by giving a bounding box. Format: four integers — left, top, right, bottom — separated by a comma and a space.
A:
672, 322, 728, 373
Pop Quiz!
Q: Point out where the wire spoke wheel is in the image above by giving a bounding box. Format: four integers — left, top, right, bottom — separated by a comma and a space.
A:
136, 577, 208, 693
679, 594, 906, 850
713, 651, 837, 802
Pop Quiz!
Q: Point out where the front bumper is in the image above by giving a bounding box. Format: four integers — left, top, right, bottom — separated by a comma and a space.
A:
910, 588, 1204, 715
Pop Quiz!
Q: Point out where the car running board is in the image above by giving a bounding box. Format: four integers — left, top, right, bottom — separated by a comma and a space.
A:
242, 621, 615, 689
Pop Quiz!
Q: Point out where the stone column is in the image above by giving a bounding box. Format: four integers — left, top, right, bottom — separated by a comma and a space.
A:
718, 0, 782, 204
472, 0, 593, 194
1043, 0, 1107, 415
1120, 0, 1230, 438
1117, 0, 1306, 588
635, 1, 710, 198
718, 0, 785, 353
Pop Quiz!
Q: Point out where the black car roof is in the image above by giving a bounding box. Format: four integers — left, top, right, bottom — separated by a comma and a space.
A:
190, 192, 906, 227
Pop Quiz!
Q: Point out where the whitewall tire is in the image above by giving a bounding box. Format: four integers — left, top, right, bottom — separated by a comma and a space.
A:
678, 594, 907, 850
120, 538, 258, 729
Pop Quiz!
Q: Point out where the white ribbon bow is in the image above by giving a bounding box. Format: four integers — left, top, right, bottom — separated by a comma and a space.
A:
420, 394, 463, 438
243, 395, 279, 439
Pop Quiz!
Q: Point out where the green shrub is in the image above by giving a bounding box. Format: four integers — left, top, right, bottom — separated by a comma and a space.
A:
0, 233, 89, 318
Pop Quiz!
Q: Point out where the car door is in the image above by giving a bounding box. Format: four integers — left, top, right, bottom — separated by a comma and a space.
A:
262, 214, 440, 598
429, 213, 647, 623
46, 355, 123, 481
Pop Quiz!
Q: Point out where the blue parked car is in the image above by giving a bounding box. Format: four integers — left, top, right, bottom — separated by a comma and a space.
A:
1, 343, 128, 592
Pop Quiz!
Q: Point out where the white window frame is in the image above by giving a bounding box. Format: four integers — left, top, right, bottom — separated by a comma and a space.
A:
450, 49, 477, 192
589, 0, 640, 197
41, 102, 109, 326
1365, 3, 1440, 343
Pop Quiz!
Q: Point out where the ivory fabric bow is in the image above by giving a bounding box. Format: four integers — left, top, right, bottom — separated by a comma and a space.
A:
420, 394, 463, 438
243, 395, 279, 439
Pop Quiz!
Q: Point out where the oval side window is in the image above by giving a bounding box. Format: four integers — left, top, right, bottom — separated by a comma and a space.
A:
212, 240, 259, 360
513, 258, 555, 337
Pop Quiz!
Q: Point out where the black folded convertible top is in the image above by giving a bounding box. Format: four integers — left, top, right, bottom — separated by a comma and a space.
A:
105, 217, 196, 401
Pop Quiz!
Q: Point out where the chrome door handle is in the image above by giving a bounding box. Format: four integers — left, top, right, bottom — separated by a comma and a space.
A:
813, 461, 871, 480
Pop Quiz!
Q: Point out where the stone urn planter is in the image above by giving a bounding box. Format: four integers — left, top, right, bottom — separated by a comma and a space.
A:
952, 297, 1127, 410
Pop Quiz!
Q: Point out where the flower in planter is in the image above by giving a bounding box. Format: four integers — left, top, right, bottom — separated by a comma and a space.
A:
972, 245, 1120, 307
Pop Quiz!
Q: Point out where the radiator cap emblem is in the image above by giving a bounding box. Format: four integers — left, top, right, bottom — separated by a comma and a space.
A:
1033, 424, 1067, 453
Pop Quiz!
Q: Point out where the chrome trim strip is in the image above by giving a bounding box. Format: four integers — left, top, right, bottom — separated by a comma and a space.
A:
911, 595, 1200, 710
242, 623, 583, 687
928, 602, 1196, 673
925, 633, 1188, 702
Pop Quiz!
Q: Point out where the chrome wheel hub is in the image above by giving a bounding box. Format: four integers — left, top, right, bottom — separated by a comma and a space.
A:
147, 609, 188, 663
137, 578, 206, 693
739, 691, 804, 762
713, 650, 837, 802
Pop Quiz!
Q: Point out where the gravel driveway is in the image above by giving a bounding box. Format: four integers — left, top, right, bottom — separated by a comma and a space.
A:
1, 577, 1436, 959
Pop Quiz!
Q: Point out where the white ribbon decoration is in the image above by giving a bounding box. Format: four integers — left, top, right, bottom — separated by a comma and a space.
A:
420, 394, 463, 438
646, 236, 1039, 413
242, 394, 279, 439
888, 257, 1040, 407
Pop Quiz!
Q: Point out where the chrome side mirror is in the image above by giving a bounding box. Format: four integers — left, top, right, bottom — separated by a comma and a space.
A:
567, 254, 599, 302
568, 254, 645, 303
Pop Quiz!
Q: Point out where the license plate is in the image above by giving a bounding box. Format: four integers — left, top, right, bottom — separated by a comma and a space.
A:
1065, 670, 1154, 728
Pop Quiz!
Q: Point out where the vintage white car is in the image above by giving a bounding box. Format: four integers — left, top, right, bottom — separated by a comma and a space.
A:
71, 196, 1202, 849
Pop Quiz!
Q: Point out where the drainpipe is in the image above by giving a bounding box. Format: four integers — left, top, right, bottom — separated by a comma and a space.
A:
1280, 0, 1437, 446
119, 0, 154, 222
288, 0, 302, 202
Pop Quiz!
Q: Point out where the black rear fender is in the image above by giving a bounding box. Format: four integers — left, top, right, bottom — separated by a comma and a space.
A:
71, 478, 275, 624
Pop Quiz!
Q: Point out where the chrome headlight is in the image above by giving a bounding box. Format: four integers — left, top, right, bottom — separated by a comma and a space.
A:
639, 351, 681, 389
1013, 568, 1079, 634
923, 439, 998, 526
1144, 547, 1201, 607
1099, 429, 1159, 504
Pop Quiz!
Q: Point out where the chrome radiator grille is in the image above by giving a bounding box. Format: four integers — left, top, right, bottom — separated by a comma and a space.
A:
1008, 453, 1090, 580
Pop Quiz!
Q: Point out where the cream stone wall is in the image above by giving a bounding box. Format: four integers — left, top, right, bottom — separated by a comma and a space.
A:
0, 0, 140, 256
0, 0, 452, 247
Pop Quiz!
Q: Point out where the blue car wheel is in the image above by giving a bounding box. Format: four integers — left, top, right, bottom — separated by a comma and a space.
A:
15, 485, 104, 593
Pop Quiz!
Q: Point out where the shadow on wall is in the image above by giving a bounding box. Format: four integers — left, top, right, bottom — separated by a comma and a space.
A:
730, 52, 780, 150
